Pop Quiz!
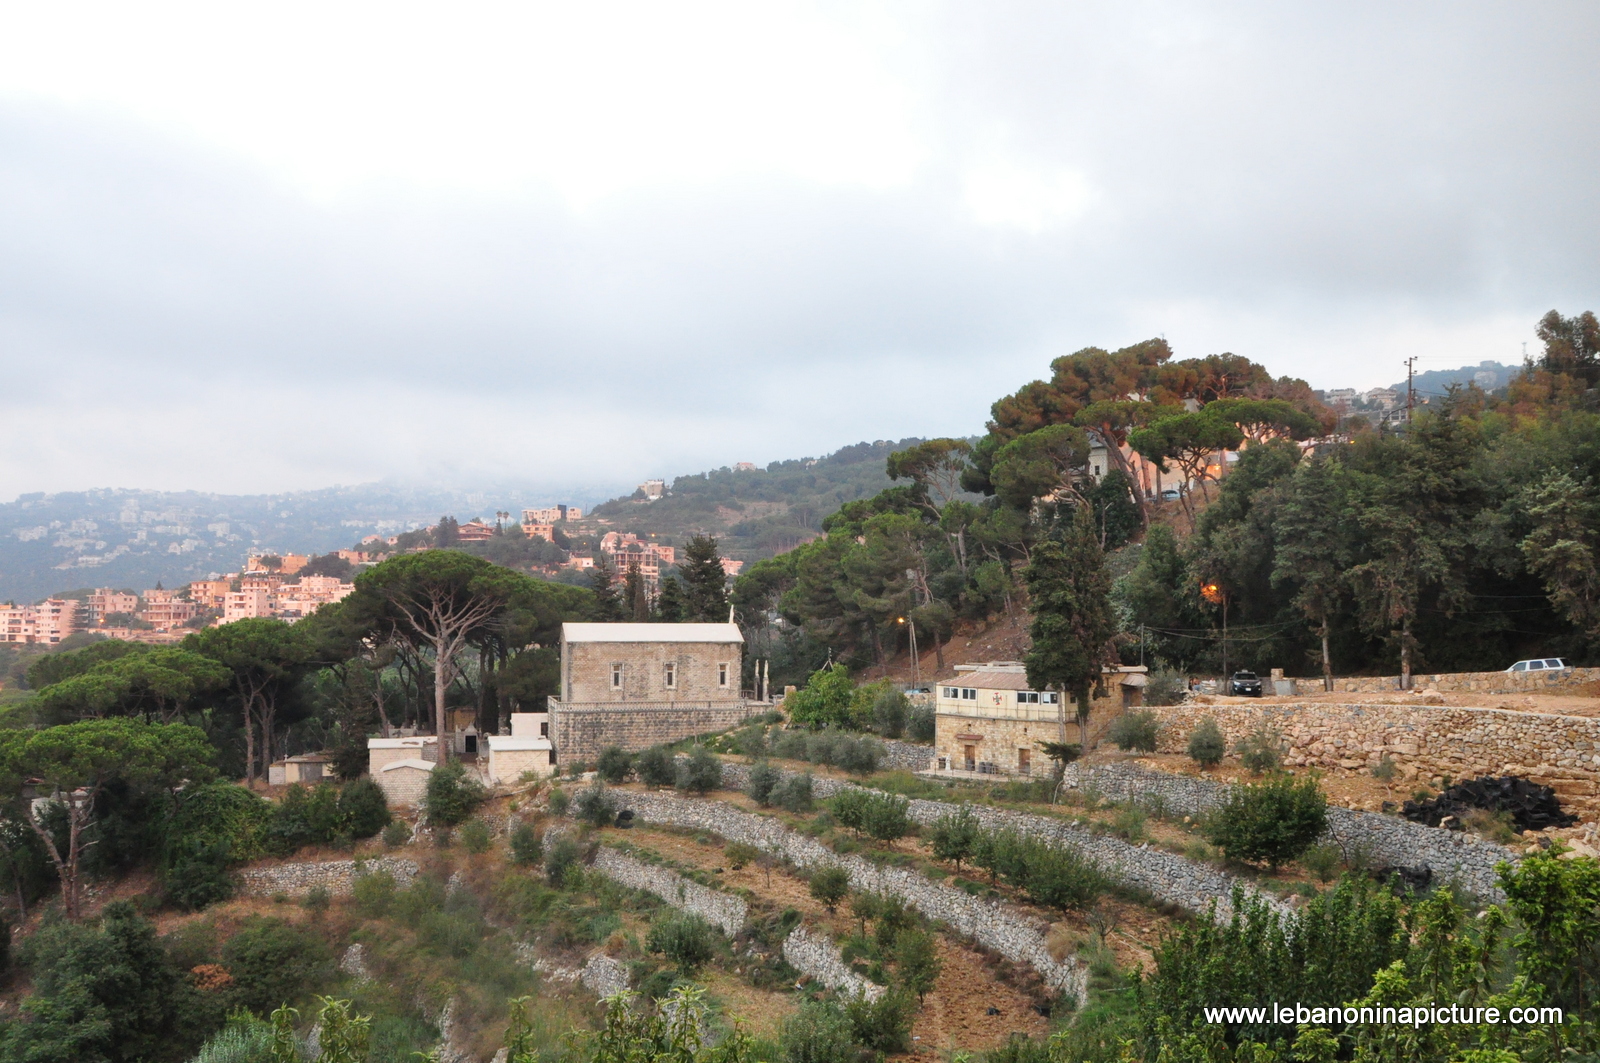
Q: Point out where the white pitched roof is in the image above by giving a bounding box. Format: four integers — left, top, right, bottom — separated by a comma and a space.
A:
562, 622, 744, 644
379, 758, 436, 773
486, 735, 553, 751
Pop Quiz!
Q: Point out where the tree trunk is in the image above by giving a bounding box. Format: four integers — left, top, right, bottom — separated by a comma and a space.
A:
243, 705, 257, 787
434, 637, 451, 761
1321, 617, 1333, 692
1099, 433, 1149, 529
374, 670, 392, 738
1400, 618, 1413, 690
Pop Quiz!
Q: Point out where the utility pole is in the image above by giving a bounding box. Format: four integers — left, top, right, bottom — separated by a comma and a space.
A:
1405, 355, 1417, 424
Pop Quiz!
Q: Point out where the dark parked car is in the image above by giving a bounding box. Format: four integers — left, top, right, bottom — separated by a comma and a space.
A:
1228, 670, 1263, 697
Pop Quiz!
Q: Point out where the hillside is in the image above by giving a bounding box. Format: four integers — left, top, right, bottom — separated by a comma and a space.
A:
584, 439, 935, 561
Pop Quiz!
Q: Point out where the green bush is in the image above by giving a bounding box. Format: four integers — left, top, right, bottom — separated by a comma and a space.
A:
1301, 843, 1341, 883
1205, 773, 1328, 870
747, 761, 782, 806
863, 793, 912, 844
1107, 710, 1160, 753
845, 990, 914, 1053
834, 735, 883, 776
547, 787, 571, 816
636, 745, 678, 787
1187, 718, 1227, 767
545, 835, 583, 888
191, 1015, 274, 1063
510, 823, 543, 866
808, 865, 851, 911
724, 842, 760, 869
352, 869, 397, 918
265, 783, 345, 856
676, 746, 723, 794
165, 838, 234, 912
301, 885, 331, 918
772, 773, 814, 813
381, 820, 411, 849
870, 688, 910, 738
646, 912, 717, 972
830, 789, 870, 833
221, 916, 335, 1017
1144, 666, 1189, 707
779, 1001, 855, 1063
1235, 727, 1284, 774
459, 818, 492, 854
893, 929, 942, 1002
596, 746, 634, 784
425, 761, 487, 827
786, 664, 857, 729
574, 783, 617, 827
336, 778, 391, 839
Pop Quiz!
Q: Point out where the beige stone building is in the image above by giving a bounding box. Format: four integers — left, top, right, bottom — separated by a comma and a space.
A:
551, 622, 758, 762
931, 662, 1148, 776
367, 735, 439, 806
484, 712, 556, 784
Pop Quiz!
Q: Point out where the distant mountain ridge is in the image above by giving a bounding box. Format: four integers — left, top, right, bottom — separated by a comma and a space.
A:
1385, 359, 1516, 399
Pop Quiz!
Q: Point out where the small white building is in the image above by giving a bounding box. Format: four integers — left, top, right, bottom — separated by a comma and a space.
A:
484, 713, 556, 785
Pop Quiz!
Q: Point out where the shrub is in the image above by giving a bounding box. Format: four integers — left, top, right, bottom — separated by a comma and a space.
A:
1301, 843, 1341, 883
1371, 755, 1399, 784
425, 761, 487, 827
265, 783, 344, 856
459, 818, 492, 854
636, 746, 678, 787
1112, 806, 1147, 842
676, 746, 723, 794
771, 729, 810, 761
646, 912, 717, 972
1107, 710, 1160, 753
574, 783, 617, 828
352, 870, 397, 918
779, 1001, 855, 1063
873, 894, 917, 950
928, 806, 980, 868
893, 928, 942, 1002
336, 778, 391, 839
596, 746, 634, 785
1205, 773, 1328, 870
1235, 727, 1284, 774
547, 787, 571, 816
221, 917, 335, 1017
1187, 718, 1227, 767
510, 823, 543, 866
786, 664, 856, 729
545, 835, 583, 888
830, 790, 870, 834
835, 735, 883, 776
845, 990, 914, 1053
747, 762, 782, 807
906, 703, 935, 743
1010, 836, 1106, 912
1144, 665, 1189, 707
164, 838, 234, 912
725, 841, 760, 869
381, 820, 411, 849
302, 885, 331, 918
772, 773, 814, 813
808, 865, 850, 911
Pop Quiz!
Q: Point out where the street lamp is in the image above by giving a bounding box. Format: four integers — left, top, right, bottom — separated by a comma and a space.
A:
897, 616, 919, 689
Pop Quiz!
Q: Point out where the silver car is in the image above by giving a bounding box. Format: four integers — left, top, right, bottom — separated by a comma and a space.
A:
1506, 658, 1568, 673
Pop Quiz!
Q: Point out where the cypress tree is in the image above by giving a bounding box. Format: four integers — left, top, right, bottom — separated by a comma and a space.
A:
1024, 506, 1116, 744
589, 552, 624, 621
657, 576, 686, 622
625, 558, 650, 621
680, 535, 730, 621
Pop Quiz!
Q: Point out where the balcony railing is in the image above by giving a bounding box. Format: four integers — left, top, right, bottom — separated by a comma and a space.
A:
935, 702, 1065, 724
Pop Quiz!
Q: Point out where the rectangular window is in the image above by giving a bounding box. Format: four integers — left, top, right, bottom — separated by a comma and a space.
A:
1018, 748, 1031, 775
664, 663, 677, 689
718, 663, 729, 687
611, 664, 623, 688
1018, 691, 1040, 704
961, 688, 976, 700
540, 720, 549, 737
1043, 692, 1059, 704
942, 687, 958, 699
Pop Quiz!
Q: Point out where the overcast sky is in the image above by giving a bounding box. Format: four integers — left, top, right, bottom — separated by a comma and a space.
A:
1, 1, 1596, 500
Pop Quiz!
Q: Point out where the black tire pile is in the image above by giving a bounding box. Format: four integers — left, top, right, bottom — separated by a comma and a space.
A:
1400, 775, 1577, 833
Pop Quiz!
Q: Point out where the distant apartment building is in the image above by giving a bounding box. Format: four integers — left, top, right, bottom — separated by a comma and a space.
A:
224, 589, 272, 623
188, 579, 232, 611
639, 479, 666, 500
522, 522, 555, 541
456, 519, 494, 542
0, 599, 79, 644
239, 572, 282, 593
522, 504, 583, 524
1365, 387, 1400, 410
1322, 388, 1358, 405
140, 597, 198, 630
720, 558, 745, 577
246, 553, 308, 575
86, 589, 139, 624
568, 556, 596, 570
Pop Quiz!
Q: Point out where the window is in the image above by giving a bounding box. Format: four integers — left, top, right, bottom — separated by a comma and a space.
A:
1018, 691, 1041, 704
664, 662, 677, 689
1018, 748, 1031, 775
1511, 662, 1527, 672
961, 688, 977, 700
611, 664, 624, 688
942, 687, 958, 699
1043, 692, 1059, 704
1530, 661, 1545, 671
540, 720, 548, 737
1546, 659, 1565, 668
548, 750, 557, 765
718, 663, 729, 687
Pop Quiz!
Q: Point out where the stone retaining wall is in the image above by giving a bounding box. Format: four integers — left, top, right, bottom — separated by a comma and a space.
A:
881, 740, 935, 773
607, 789, 1089, 1003
1150, 701, 1600, 819
581, 953, 631, 999
592, 847, 749, 936
237, 857, 419, 898
1328, 666, 1600, 695
716, 761, 1290, 923
782, 924, 882, 1000
1063, 762, 1518, 900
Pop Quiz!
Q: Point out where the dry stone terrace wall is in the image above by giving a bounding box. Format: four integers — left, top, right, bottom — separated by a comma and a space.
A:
554, 703, 759, 763
1150, 701, 1600, 819
607, 788, 1088, 1003
881, 740, 935, 773
782, 925, 883, 1001
716, 761, 1291, 923
1328, 666, 1600, 695
1063, 762, 1518, 901
591, 847, 749, 936
237, 857, 419, 897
